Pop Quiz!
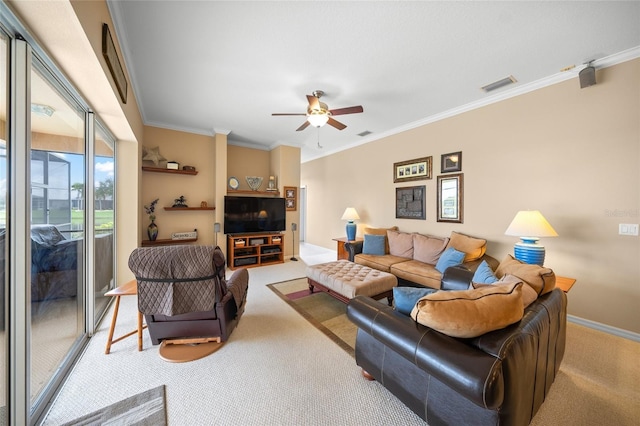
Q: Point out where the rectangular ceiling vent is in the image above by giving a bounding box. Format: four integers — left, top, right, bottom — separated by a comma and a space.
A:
357, 130, 372, 137
481, 75, 517, 92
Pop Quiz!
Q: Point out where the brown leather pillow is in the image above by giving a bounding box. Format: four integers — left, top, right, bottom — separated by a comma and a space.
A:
364, 226, 399, 254
410, 282, 524, 338
495, 255, 556, 295
446, 231, 487, 262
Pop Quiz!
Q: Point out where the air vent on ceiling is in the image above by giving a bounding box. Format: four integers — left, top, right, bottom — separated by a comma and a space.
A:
357, 130, 372, 137
481, 75, 517, 92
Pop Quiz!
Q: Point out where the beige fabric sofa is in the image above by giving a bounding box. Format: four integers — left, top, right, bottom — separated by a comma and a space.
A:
346, 228, 499, 289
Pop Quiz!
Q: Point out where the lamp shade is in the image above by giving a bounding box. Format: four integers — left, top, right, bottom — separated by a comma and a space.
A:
341, 208, 360, 222
307, 113, 329, 127
505, 211, 558, 238
341, 207, 360, 241
505, 210, 557, 266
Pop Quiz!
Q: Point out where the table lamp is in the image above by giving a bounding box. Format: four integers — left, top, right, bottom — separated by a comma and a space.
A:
505, 210, 558, 266
341, 207, 360, 241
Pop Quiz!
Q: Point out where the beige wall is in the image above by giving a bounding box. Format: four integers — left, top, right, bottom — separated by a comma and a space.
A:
302, 59, 640, 334
141, 126, 216, 245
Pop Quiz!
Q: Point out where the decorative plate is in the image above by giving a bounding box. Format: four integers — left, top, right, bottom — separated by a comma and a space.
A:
228, 177, 239, 190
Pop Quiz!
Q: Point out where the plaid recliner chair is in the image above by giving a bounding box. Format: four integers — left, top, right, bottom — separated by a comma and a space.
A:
128, 245, 248, 345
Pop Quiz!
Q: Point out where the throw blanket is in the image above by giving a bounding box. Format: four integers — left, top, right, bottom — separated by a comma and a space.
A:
129, 246, 220, 316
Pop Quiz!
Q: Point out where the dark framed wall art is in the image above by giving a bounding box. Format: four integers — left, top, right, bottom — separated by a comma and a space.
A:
284, 186, 297, 211
437, 173, 464, 223
393, 156, 432, 183
396, 185, 426, 220
441, 151, 462, 173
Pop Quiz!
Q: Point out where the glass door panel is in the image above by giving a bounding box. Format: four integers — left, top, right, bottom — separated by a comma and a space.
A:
30, 59, 85, 404
0, 30, 8, 423
93, 127, 115, 323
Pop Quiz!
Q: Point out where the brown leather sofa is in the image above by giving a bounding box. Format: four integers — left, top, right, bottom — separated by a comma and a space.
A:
346, 267, 567, 426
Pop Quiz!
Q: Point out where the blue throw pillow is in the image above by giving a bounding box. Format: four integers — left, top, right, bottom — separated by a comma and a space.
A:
393, 286, 437, 316
435, 247, 466, 273
362, 234, 386, 255
472, 260, 498, 284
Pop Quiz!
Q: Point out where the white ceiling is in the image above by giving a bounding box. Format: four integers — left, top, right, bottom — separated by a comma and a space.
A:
107, 1, 640, 162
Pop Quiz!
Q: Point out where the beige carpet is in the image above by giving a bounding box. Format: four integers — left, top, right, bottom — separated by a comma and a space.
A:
42, 258, 640, 425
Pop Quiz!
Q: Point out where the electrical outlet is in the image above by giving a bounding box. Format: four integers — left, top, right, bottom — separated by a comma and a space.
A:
619, 224, 639, 236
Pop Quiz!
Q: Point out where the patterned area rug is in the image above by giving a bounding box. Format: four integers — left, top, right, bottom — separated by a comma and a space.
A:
62, 385, 166, 426
267, 278, 356, 357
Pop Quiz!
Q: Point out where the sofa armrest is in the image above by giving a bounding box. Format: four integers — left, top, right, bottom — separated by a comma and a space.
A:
344, 241, 363, 262
347, 295, 504, 409
441, 265, 473, 290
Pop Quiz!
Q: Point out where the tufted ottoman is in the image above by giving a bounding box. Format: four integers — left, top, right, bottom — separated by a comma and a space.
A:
306, 260, 397, 305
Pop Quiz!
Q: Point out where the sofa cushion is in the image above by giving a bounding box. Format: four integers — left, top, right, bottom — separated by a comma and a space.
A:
364, 226, 398, 254
412, 234, 449, 264
410, 282, 524, 338
471, 260, 498, 284
393, 286, 437, 316
390, 260, 443, 289
446, 231, 487, 262
362, 234, 386, 255
31, 225, 66, 246
495, 255, 556, 295
435, 247, 465, 273
354, 254, 410, 273
387, 230, 414, 258
471, 275, 538, 309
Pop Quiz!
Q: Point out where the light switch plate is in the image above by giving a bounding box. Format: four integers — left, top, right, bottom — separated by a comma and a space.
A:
619, 224, 639, 236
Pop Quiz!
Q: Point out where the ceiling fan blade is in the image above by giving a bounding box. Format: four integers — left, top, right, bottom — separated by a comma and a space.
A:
327, 117, 346, 130
272, 113, 306, 116
329, 105, 363, 116
296, 120, 311, 131
307, 95, 320, 111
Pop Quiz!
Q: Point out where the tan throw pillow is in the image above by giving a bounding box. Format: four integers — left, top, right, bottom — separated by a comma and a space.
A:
364, 226, 399, 254
410, 282, 524, 338
413, 234, 449, 264
387, 230, 414, 258
471, 275, 538, 309
446, 231, 487, 262
495, 255, 556, 295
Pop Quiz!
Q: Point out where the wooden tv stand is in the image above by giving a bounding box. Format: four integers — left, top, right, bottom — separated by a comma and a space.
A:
227, 233, 284, 269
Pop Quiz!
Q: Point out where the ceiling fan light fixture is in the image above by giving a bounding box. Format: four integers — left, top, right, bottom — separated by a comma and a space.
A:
307, 113, 329, 127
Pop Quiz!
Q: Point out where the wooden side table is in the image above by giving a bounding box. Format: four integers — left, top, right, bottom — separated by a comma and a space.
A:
332, 237, 363, 260
104, 279, 147, 354
555, 276, 576, 293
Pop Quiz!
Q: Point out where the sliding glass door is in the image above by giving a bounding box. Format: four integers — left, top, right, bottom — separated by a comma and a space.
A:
30, 57, 85, 406
0, 29, 8, 424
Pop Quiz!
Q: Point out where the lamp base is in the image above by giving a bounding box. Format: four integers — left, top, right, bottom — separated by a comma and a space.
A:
513, 238, 545, 266
345, 222, 356, 241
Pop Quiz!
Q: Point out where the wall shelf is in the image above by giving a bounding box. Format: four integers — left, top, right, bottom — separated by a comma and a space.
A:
141, 238, 198, 247
164, 207, 215, 211
142, 166, 198, 175
227, 189, 280, 196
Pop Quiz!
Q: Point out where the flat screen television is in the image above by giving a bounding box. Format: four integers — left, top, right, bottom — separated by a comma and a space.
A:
224, 196, 286, 234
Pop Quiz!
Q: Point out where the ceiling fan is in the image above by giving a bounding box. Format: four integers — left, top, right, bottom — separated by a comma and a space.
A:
272, 90, 363, 131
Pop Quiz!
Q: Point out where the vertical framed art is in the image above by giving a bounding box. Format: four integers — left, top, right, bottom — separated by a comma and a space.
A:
284, 186, 297, 211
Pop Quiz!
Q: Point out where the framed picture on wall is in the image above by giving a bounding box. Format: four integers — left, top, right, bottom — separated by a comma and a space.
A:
284, 186, 297, 211
393, 156, 432, 183
395, 185, 426, 220
441, 151, 462, 173
437, 173, 464, 223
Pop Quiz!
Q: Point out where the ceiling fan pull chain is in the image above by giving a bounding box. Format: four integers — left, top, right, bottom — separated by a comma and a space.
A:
317, 127, 323, 149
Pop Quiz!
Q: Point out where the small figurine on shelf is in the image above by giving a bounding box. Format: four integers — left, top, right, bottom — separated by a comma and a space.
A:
144, 198, 159, 241
172, 195, 188, 208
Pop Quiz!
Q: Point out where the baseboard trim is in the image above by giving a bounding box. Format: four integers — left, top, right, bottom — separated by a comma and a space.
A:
568, 315, 640, 342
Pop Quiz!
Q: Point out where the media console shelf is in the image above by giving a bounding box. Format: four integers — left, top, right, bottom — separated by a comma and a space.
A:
227, 233, 284, 269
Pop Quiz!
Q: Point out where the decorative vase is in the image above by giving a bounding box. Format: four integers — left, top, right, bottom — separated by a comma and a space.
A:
147, 220, 158, 241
